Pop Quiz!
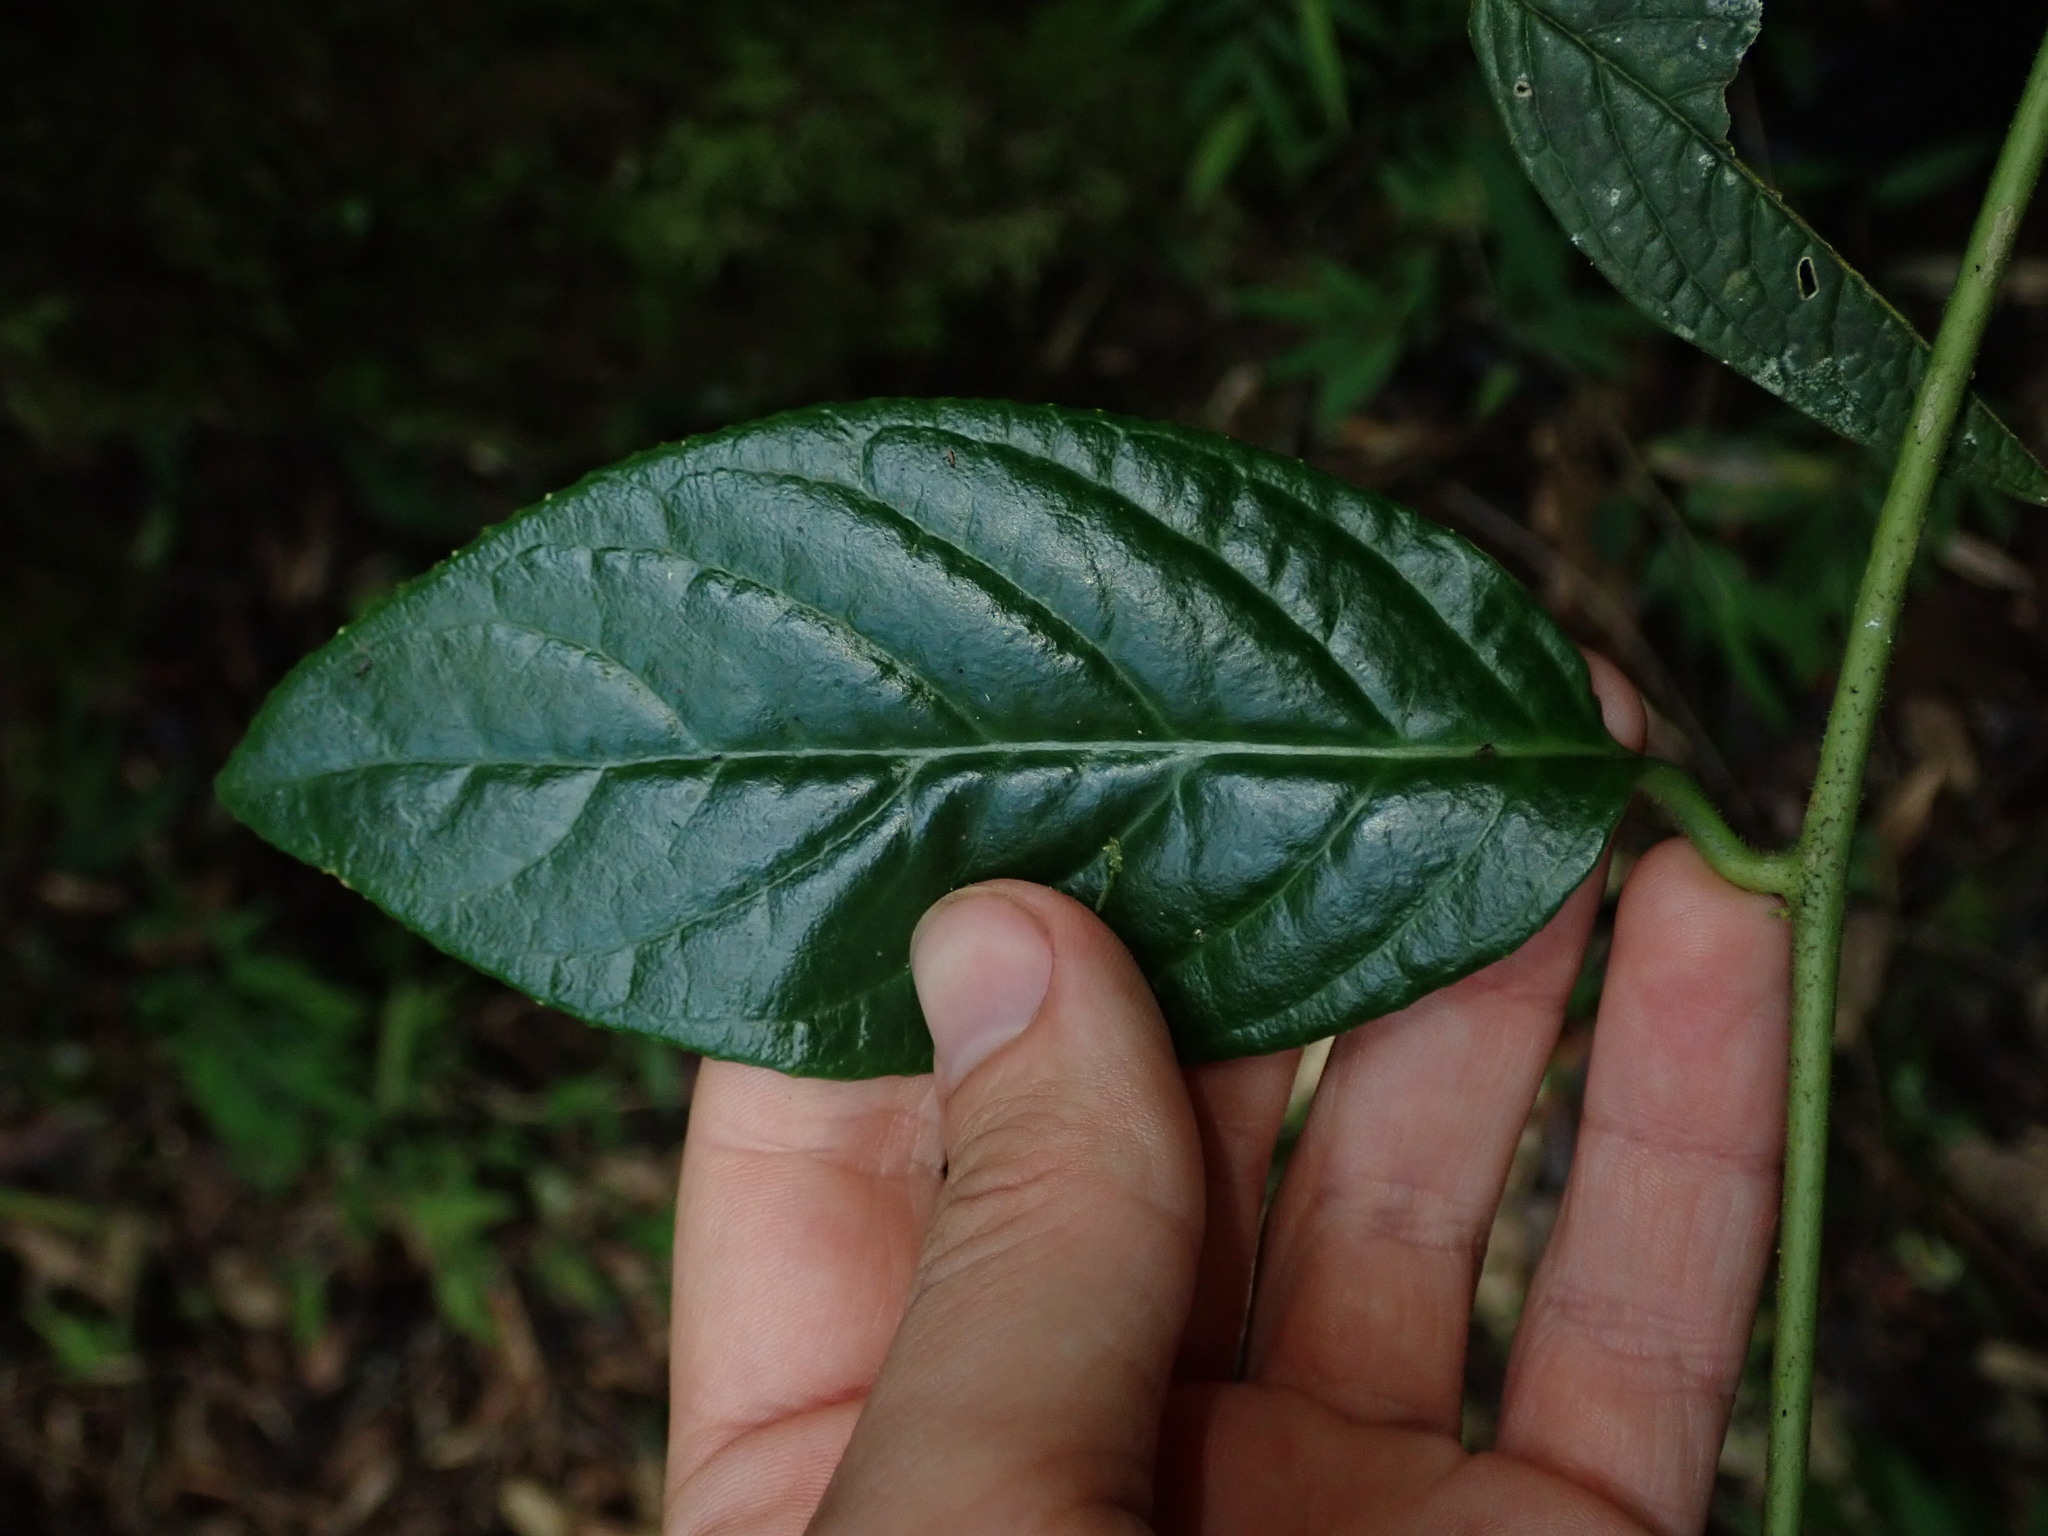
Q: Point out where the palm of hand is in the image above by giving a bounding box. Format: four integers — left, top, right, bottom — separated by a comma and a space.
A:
1159, 1381, 1648, 1536
664, 680, 1790, 1536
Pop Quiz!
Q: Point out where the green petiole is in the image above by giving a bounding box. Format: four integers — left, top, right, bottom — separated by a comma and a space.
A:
1638, 762, 1797, 897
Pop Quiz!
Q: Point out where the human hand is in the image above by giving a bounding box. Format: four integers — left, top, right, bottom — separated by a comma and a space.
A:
663, 661, 1792, 1536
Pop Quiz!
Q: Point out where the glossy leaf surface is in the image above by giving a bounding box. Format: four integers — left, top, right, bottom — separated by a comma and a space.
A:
1472, 0, 2048, 504
218, 402, 1641, 1078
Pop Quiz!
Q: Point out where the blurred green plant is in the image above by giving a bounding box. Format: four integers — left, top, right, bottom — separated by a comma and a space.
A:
1242, 129, 1641, 427
1830, 1441, 2009, 1536
1129, 0, 1370, 202
0, 0, 1187, 478
1139, 0, 1638, 428
123, 901, 680, 1342
1591, 433, 2008, 729
137, 917, 372, 1191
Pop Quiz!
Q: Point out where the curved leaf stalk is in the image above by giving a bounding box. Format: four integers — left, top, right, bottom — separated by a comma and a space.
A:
1637, 763, 1795, 895
1763, 27, 2048, 1534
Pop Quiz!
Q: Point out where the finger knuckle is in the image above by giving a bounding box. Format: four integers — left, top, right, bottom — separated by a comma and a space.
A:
919, 1086, 1192, 1288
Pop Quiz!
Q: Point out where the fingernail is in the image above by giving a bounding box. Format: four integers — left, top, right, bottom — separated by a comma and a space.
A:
910, 889, 1054, 1090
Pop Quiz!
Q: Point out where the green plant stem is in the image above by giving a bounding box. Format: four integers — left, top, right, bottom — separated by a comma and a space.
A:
1638, 762, 1796, 894
1762, 25, 2048, 1532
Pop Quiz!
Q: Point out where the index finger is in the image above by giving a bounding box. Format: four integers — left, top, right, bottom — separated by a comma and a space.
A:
666, 1063, 942, 1527
1495, 839, 1791, 1535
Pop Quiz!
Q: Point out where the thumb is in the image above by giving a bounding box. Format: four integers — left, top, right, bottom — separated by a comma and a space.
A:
809, 881, 1204, 1536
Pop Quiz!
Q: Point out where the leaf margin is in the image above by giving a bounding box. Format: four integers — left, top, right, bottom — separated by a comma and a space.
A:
217, 399, 1650, 1078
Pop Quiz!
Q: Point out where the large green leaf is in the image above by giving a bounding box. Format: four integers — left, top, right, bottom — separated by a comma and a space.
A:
218, 401, 1641, 1078
1471, 0, 2048, 504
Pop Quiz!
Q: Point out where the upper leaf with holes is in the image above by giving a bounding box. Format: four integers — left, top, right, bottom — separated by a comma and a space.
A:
1471, 0, 2048, 503
216, 401, 1642, 1078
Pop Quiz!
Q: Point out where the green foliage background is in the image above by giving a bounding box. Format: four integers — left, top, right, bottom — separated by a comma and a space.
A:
6, 1, 2048, 1531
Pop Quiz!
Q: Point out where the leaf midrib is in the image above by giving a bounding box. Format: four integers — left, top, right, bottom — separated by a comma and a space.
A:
231, 738, 1635, 792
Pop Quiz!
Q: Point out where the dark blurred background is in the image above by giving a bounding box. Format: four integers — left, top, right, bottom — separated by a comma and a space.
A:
7, 1, 2048, 1531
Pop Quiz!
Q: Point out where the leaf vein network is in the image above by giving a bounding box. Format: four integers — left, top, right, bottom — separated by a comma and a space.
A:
1056, 442, 1398, 738
504, 543, 994, 744
837, 476, 1181, 739
1226, 789, 1521, 1038
506, 761, 920, 962
1116, 420, 1561, 733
